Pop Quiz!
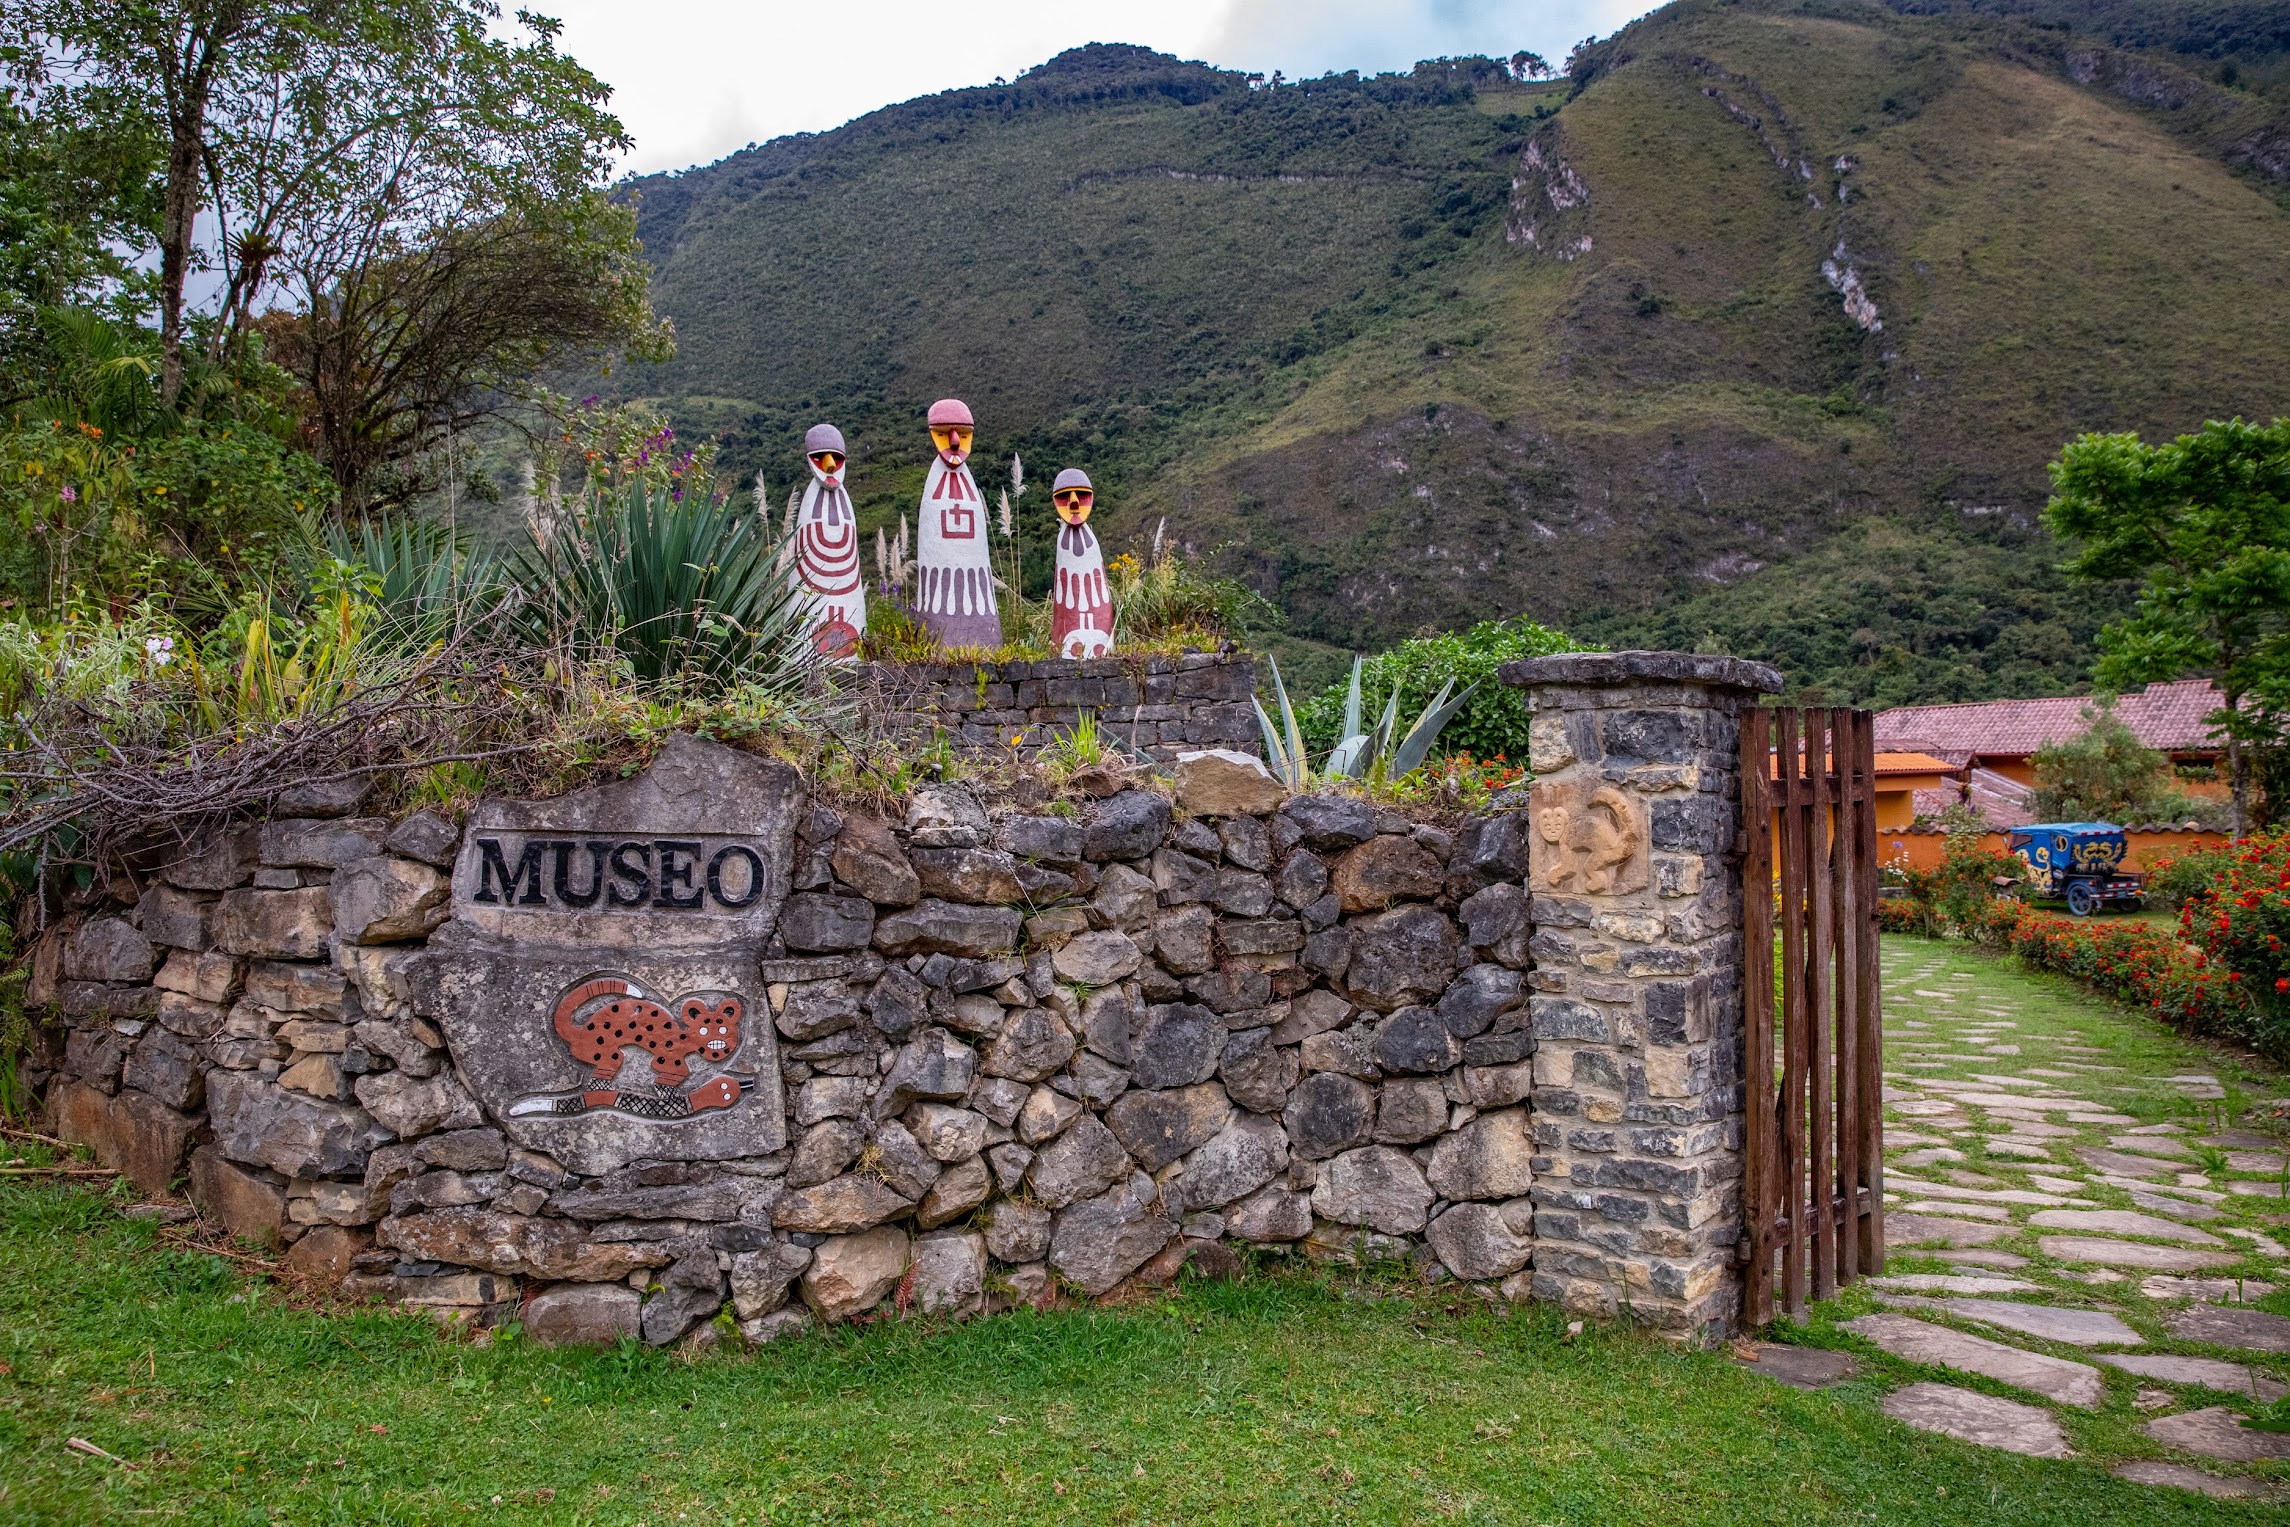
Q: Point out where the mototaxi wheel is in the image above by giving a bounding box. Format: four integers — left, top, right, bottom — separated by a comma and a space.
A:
2066, 881, 2096, 916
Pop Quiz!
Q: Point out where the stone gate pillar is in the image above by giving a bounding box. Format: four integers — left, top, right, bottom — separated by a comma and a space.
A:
1499, 651, 1783, 1342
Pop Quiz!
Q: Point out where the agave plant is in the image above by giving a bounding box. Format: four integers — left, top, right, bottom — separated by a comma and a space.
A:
1253, 655, 1313, 790
1266, 653, 1479, 788
515, 481, 813, 688
319, 513, 499, 646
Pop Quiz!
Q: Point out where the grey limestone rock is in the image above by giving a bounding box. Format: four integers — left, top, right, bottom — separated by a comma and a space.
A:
1226, 1183, 1313, 1242
1054, 929, 1144, 987
1427, 1108, 1535, 1201
213, 887, 335, 959
728, 1240, 814, 1320
1437, 964, 1523, 1038
1458, 882, 1530, 966
642, 1244, 727, 1346
875, 1028, 975, 1116
332, 855, 449, 945
259, 816, 389, 869
909, 1229, 988, 1316
1083, 790, 1172, 862
1018, 1085, 1084, 1145
907, 1102, 991, 1163
802, 1225, 910, 1322
1445, 813, 1530, 899
354, 1069, 481, 1138
788, 1119, 868, 1187
1344, 905, 1457, 1011
524, 1281, 643, 1347
1373, 1077, 1450, 1144
873, 899, 1022, 958
137, 885, 215, 953
997, 815, 1085, 865
1152, 848, 1218, 905
985, 1199, 1053, 1263
1106, 1082, 1232, 1172
867, 1119, 943, 1200
981, 1006, 1076, 1083
1427, 1201, 1534, 1280
911, 847, 1024, 905
1091, 863, 1158, 930
773, 1173, 914, 1234
1049, 1172, 1176, 1295
1130, 1002, 1224, 1089
1283, 1072, 1375, 1160
208, 1067, 391, 1178
1218, 815, 1272, 871
833, 815, 921, 906
917, 1155, 992, 1228
60, 915, 152, 984
1174, 1110, 1287, 1210
1218, 1027, 1299, 1114
1280, 795, 1379, 853
1312, 1145, 1434, 1235
1026, 1115, 1134, 1208
1371, 1006, 1462, 1074
384, 810, 462, 869
781, 893, 876, 952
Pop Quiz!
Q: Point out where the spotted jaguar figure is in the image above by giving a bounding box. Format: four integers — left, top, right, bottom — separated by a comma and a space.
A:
507, 973, 754, 1121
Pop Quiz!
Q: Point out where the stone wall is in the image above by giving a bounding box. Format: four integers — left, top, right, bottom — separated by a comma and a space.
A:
26, 650, 1768, 1348
865, 651, 1258, 761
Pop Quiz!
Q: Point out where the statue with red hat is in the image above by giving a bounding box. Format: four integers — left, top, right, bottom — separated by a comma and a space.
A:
793, 422, 865, 657
1050, 467, 1113, 659
913, 398, 1001, 650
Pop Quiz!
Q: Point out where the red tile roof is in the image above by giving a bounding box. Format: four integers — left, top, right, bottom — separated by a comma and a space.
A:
1875, 679, 2223, 761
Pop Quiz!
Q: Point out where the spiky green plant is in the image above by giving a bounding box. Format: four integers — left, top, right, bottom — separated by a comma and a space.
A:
515, 482, 811, 688
1316, 652, 1479, 786
1253, 654, 1312, 790
319, 513, 498, 646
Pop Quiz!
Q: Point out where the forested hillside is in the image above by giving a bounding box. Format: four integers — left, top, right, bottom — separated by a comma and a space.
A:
618, 0, 2290, 704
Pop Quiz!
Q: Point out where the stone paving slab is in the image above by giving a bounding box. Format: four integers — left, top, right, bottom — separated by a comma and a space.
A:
2027, 1210, 2226, 1246
1934, 1248, 2030, 1269
2075, 1148, 2177, 1179
2098, 1353, 2289, 1402
1888, 1213, 2015, 1247
1732, 1343, 1856, 1389
1880, 1381, 2073, 1457
2037, 1237, 2242, 1271
2141, 1275, 2276, 1302
1841, 1314, 2103, 1407
2144, 1407, 2290, 1463
1903, 1199, 2013, 1221
1938, 1300, 2144, 1348
2162, 1304, 2290, 1353
1865, 1274, 2037, 1295
2110, 1460, 2283, 1499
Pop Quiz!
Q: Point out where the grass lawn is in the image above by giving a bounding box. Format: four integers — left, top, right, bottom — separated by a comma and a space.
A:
1, 933, 2285, 1524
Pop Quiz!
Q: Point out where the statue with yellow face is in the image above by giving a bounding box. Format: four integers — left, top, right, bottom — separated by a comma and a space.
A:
1050, 467, 1112, 659
912, 397, 1001, 650
792, 422, 864, 657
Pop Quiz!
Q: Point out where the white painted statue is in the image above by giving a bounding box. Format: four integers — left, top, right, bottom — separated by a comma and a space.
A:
1050, 467, 1113, 659
913, 397, 1001, 650
792, 422, 864, 657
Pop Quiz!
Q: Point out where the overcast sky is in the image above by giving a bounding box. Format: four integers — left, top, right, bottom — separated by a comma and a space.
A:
538, 0, 1655, 176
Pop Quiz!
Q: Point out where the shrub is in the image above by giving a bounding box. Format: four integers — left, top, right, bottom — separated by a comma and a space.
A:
1296, 616, 1587, 764
2144, 840, 2240, 910
2177, 834, 2290, 1058
1881, 834, 2022, 938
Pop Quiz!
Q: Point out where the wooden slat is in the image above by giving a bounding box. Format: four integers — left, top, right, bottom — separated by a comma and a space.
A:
1853, 709, 1885, 1272
1807, 711, 1837, 1302
1833, 707, 1863, 1285
1775, 707, 1809, 1318
1739, 706, 1775, 1329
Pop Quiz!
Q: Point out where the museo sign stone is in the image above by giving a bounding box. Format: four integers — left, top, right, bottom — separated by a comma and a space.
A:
412, 735, 802, 1173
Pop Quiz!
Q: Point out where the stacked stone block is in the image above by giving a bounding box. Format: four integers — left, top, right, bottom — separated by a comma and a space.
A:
867, 651, 1259, 760
1500, 650, 1782, 1343
29, 748, 1545, 1349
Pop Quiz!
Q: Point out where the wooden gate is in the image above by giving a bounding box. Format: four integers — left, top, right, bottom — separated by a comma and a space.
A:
1738, 706, 1884, 1324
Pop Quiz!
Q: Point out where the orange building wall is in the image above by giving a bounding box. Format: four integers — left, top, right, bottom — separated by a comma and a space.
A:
1874, 828, 2233, 876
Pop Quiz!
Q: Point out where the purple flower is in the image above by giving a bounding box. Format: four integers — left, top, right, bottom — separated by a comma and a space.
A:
60, 484, 77, 503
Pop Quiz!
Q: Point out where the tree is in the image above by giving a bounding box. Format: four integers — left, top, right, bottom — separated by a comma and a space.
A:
1509, 51, 1554, 81
262, 194, 669, 509
2026, 696, 2223, 826
14, 0, 666, 496
2045, 416, 2290, 833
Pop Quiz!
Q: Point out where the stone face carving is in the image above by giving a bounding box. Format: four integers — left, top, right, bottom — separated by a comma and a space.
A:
913, 398, 1000, 650
792, 423, 865, 658
413, 735, 798, 1174
1529, 778, 1648, 895
1049, 467, 1112, 659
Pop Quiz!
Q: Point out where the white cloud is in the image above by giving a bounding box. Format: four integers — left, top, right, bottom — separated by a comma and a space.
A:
534, 0, 1653, 176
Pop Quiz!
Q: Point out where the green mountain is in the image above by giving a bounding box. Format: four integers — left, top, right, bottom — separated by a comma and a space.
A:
618, 1, 2290, 704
